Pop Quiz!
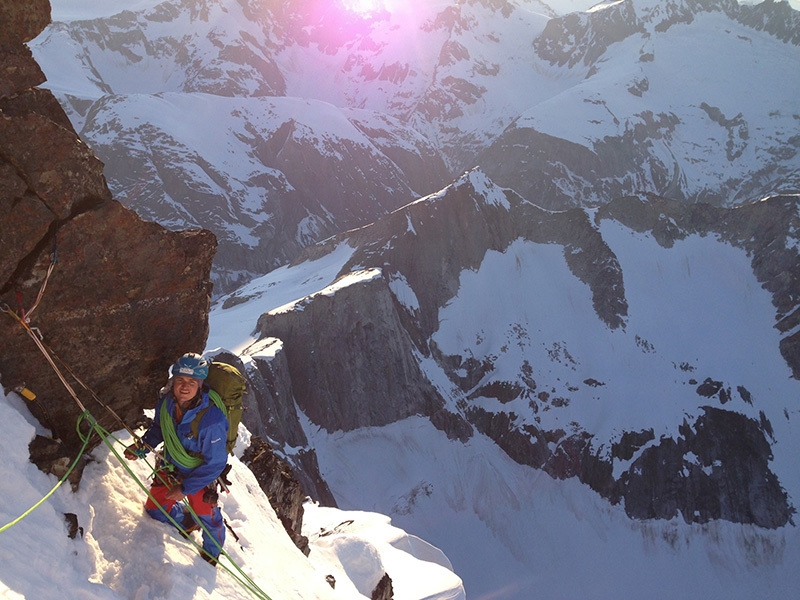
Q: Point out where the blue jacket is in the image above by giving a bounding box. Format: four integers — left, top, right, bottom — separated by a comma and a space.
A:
142, 390, 228, 495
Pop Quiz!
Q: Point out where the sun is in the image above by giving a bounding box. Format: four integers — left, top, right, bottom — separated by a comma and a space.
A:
341, 0, 387, 16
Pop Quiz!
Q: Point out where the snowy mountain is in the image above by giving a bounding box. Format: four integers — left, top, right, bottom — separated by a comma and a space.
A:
207, 169, 800, 599
29, 0, 800, 292
482, 0, 800, 207
13, 1, 800, 598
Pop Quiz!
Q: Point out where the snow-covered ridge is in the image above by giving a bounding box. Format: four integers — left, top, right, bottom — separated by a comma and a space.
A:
270, 268, 383, 314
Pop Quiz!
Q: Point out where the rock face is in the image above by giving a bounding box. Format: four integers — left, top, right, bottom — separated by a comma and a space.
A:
370, 573, 393, 600
256, 270, 444, 433
241, 436, 310, 556
0, 0, 216, 465
617, 407, 788, 527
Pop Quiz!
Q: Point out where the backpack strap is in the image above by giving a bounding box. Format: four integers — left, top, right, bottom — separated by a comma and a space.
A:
189, 404, 212, 444
208, 388, 227, 415
189, 389, 226, 443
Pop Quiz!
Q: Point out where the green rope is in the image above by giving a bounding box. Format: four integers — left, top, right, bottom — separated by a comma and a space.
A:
0, 410, 95, 534
160, 400, 202, 470
209, 389, 226, 415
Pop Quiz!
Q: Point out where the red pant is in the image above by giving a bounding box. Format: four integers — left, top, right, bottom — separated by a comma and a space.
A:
145, 482, 215, 516
144, 476, 226, 558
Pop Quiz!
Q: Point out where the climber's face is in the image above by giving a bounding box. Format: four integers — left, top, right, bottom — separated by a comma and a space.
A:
173, 375, 202, 405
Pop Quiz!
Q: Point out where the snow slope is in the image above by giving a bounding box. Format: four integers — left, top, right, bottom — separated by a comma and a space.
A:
308, 416, 800, 600
0, 384, 465, 599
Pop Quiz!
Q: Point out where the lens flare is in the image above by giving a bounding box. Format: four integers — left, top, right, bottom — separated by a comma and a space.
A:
341, 0, 385, 15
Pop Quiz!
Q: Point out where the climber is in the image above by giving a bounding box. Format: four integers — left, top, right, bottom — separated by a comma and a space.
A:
124, 353, 228, 566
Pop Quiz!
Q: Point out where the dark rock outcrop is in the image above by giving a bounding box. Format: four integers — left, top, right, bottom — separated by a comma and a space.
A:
256, 270, 444, 432
233, 342, 308, 449
0, 0, 216, 470
620, 407, 790, 528
734, 0, 800, 46
241, 436, 310, 556
371, 573, 393, 600
534, 1, 643, 68
466, 404, 790, 529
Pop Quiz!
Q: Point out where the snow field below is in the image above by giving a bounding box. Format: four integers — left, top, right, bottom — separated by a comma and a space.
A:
307, 415, 800, 600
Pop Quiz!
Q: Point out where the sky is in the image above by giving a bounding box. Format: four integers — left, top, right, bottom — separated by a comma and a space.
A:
0, 385, 465, 599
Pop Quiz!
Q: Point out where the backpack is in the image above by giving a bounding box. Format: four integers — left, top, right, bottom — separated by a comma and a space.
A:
190, 361, 246, 455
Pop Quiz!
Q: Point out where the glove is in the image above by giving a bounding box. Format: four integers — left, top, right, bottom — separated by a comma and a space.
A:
202, 486, 219, 505
124, 442, 148, 460
165, 485, 185, 502
219, 463, 233, 487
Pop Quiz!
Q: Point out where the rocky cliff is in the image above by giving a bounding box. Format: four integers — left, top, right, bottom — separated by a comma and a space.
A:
0, 0, 216, 470
255, 269, 445, 433
228, 169, 798, 530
